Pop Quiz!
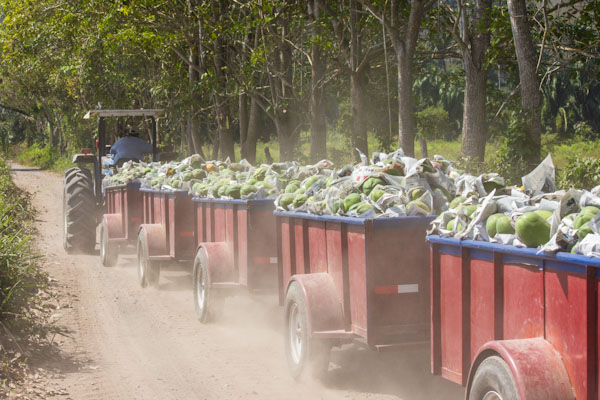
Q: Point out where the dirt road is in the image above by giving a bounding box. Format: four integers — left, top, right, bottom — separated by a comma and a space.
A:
10, 164, 464, 400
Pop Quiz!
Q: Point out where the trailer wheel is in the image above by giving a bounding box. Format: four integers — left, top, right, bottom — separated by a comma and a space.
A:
192, 248, 223, 323
137, 230, 160, 288
285, 282, 331, 379
100, 220, 118, 267
468, 356, 519, 400
63, 167, 96, 254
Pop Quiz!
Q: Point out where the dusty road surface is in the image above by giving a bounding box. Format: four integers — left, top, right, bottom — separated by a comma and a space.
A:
10, 163, 464, 400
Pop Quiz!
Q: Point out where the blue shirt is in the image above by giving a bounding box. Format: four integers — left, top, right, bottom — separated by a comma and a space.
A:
110, 136, 153, 164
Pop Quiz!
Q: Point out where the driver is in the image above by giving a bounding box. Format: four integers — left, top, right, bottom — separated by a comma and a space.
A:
110, 126, 153, 167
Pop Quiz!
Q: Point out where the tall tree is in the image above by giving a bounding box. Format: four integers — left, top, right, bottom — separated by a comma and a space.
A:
451, 0, 493, 161
507, 0, 542, 164
361, 0, 433, 157
307, 0, 328, 162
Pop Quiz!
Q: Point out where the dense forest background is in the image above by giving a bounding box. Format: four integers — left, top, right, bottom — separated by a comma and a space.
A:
0, 0, 598, 176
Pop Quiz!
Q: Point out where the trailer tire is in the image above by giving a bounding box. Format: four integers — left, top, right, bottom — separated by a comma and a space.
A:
100, 220, 118, 267
137, 230, 160, 288
468, 356, 520, 400
63, 167, 96, 254
192, 249, 223, 323
284, 282, 331, 380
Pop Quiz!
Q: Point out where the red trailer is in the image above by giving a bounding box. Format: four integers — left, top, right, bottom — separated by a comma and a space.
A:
275, 211, 434, 378
100, 182, 142, 267
191, 198, 278, 322
136, 188, 195, 288
427, 235, 600, 400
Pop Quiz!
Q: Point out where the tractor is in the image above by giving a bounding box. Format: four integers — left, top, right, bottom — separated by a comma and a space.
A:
62, 109, 165, 254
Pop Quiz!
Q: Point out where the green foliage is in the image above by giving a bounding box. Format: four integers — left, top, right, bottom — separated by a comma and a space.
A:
558, 156, 600, 191
16, 144, 55, 169
491, 111, 538, 185
0, 158, 47, 338
416, 106, 453, 141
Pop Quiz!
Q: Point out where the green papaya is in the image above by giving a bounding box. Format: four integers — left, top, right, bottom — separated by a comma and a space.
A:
292, 194, 308, 208
534, 210, 553, 221
495, 214, 515, 235
407, 200, 431, 214
515, 211, 551, 248
240, 184, 258, 197
225, 184, 241, 199
361, 177, 385, 195
355, 203, 374, 215
447, 218, 463, 231
303, 176, 319, 189
279, 194, 295, 210
332, 199, 341, 214
370, 189, 386, 202
578, 222, 593, 240
285, 183, 299, 194
343, 193, 362, 213
410, 187, 426, 201
486, 214, 502, 237
449, 196, 466, 209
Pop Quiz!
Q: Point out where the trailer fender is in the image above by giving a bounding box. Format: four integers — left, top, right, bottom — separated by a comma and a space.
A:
138, 224, 168, 258
286, 273, 344, 336
103, 214, 124, 240
197, 242, 235, 283
467, 338, 574, 400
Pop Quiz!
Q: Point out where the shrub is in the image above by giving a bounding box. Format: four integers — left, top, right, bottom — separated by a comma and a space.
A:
491, 111, 539, 185
416, 105, 454, 141
558, 156, 600, 190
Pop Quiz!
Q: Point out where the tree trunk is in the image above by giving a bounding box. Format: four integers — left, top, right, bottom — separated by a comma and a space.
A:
508, 0, 542, 164
308, 0, 327, 163
461, 60, 488, 161
212, 1, 235, 161
396, 49, 416, 157
239, 92, 248, 158
244, 97, 260, 164
349, 1, 368, 159
387, 0, 427, 157
460, 0, 492, 162
350, 68, 369, 158
275, 112, 297, 162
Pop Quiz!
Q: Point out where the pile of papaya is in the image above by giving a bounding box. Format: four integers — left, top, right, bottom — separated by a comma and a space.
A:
431, 166, 600, 256
274, 149, 455, 218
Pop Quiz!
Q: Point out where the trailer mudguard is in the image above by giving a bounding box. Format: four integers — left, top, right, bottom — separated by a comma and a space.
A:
138, 224, 168, 258
197, 242, 235, 283
467, 338, 574, 400
287, 273, 345, 336
103, 214, 124, 240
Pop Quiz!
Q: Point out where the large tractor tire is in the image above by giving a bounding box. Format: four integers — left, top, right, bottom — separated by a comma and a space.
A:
63, 167, 96, 254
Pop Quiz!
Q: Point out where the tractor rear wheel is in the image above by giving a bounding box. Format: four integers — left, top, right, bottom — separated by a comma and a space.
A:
63, 167, 96, 254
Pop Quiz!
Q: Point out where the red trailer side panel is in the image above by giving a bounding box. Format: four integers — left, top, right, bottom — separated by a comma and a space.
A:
440, 253, 464, 385
470, 258, 495, 364
347, 225, 367, 338
294, 219, 307, 275
307, 220, 327, 274
545, 267, 589, 400
237, 207, 248, 286
325, 222, 345, 312
503, 262, 543, 340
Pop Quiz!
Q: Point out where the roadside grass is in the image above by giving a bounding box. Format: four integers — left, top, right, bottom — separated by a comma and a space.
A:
0, 157, 56, 395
